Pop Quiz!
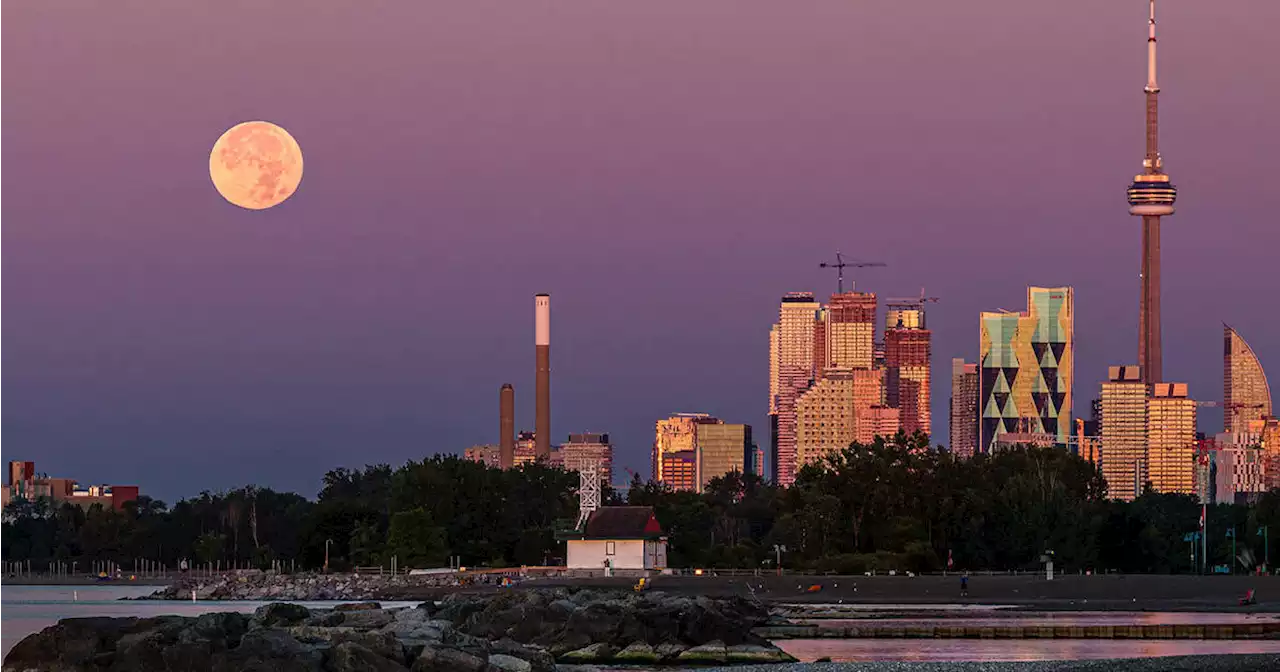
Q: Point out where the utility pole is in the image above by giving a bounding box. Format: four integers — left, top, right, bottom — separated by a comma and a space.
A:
1226, 528, 1237, 574
1260, 526, 1270, 574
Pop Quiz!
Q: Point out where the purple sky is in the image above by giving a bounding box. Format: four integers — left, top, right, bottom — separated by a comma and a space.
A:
4, 1, 1277, 502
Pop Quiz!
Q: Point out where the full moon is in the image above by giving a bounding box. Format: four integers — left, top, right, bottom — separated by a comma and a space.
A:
209, 121, 303, 210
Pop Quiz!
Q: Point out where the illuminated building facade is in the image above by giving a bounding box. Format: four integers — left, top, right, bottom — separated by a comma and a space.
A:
979, 287, 1075, 452
886, 326, 931, 437
696, 423, 752, 492
2, 461, 139, 511
796, 372, 856, 466
857, 406, 901, 445
464, 444, 503, 468
826, 292, 877, 371
1224, 325, 1273, 436
769, 293, 821, 487
1147, 382, 1196, 494
660, 451, 697, 492
1101, 365, 1148, 501
950, 358, 979, 458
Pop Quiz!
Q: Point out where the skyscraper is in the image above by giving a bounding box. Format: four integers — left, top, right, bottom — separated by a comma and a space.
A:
978, 287, 1075, 452
1224, 325, 1273, 436
654, 413, 718, 487
949, 358, 979, 458
1147, 382, 1196, 495
560, 433, 614, 485
769, 292, 820, 487
885, 326, 931, 437
696, 423, 752, 492
1101, 365, 1148, 501
796, 371, 857, 466
825, 292, 877, 371
1126, 0, 1178, 385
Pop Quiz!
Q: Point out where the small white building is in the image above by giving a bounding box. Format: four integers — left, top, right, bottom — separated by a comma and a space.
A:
564, 506, 668, 572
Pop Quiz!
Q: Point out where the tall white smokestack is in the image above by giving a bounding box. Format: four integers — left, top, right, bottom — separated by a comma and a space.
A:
535, 294, 551, 459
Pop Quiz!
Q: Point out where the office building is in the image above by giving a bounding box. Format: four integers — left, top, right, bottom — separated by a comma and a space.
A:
796, 372, 856, 466
886, 326, 931, 437
1224, 325, 1273, 436
653, 413, 717, 488
514, 431, 539, 466
560, 433, 614, 485
1101, 365, 1148, 501
696, 423, 752, 491
950, 358, 979, 458
1147, 382, 1196, 494
2, 461, 139, 511
1216, 444, 1267, 504
857, 406, 901, 445
826, 292, 877, 371
979, 287, 1075, 452
769, 293, 821, 487
886, 306, 924, 330
463, 444, 503, 468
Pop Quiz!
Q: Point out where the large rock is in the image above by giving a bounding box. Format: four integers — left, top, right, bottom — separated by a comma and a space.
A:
486, 653, 531, 672
341, 610, 395, 631
254, 603, 312, 628
219, 628, 324, 672
558, 643, 614, 663
410, 645, 486, 672
677, 640, 728, 664
336, 602, 383, 612
326, 641, 408, 672
287, 626, 403, 664
614, 641, 659, 663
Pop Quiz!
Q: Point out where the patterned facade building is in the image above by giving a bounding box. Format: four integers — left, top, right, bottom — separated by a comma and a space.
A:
1224, 325, 1273, 436
796, 372, 856, 467
463, 444, 503, 468
1101, 365, 1148, 501
950, 358, 979, 458
653, 414, 717, 486
885, 326, 931, 437
978, 287, 1075, 453
1146, 383, 1196, 495
857, 406, 901, 445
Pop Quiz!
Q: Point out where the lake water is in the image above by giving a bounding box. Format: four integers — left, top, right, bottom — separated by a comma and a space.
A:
0, 585, 418, 657
778, 638, 1280, 662
7, 587, 1280, 664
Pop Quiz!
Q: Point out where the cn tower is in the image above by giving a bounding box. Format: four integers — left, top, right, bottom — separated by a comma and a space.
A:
1126, 0, 1177, 385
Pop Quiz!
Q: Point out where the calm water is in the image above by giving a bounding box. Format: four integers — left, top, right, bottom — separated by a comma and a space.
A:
0, 585, 417, 657
799, 611, 1280, 628
778, 639, 1280, 662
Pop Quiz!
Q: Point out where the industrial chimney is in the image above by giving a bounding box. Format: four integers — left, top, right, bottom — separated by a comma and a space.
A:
535, 294, 551, 459
500, 384, 515, 469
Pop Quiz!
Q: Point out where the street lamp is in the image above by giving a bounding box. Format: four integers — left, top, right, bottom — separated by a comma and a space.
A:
324, 539, 334, 574
772, 545, 787, 577
1226, 528, 1237, 575
1259, 526, 1270, 574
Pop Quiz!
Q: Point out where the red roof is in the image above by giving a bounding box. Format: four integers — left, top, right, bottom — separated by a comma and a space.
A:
581, 506, 664, 539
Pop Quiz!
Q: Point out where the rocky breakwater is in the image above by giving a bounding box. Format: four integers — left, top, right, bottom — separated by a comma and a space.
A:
4, 588, 795, 671
136, 571, 488, 601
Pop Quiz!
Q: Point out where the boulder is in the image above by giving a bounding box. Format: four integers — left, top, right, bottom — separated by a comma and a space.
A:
341, 610, 395, 631
287, 626, 403, 664
485, 653, 531, 672
488, 639, 554, 672
411, 645, 486, 672
613, 642, 659, 663
558, 643, 614, 663
337, 602, 383, 612
254, 603, 312, 628
217, 628, 324, 672
654, 641, 687, 661
326, 641, 408, 672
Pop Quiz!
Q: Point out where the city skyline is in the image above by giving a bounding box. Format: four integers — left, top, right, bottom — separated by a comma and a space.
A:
5, 2, 1278, 502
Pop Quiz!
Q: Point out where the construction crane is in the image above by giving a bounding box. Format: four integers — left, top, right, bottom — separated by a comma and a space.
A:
819, 251, 886, 294
885, 288, 941, 309
884, 288, 940, 328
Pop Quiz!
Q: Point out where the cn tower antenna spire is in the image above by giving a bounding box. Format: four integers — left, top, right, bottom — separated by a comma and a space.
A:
1127, 0, 1177, 385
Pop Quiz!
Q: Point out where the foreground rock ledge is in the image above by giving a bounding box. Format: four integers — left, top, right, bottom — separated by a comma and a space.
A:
3, 588, 795, 671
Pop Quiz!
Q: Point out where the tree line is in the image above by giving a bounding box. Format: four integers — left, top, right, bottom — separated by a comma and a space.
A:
5, 437, 1279, 575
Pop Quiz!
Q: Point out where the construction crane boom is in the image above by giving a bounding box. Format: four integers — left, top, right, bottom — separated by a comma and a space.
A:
819, 251, 886, 294
885, 287, 941, 308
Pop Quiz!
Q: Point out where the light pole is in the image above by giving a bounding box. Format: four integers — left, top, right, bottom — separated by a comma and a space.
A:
773, 545, 787, 577
324, 539, 333, 574
1259, 526, 1270, 574
1226, 528, 1237, 575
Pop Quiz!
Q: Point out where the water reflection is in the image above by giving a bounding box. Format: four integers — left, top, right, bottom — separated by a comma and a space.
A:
778, 639, 1280, 662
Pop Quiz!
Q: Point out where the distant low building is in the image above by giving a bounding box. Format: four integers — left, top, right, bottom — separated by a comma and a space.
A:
2, 461, 139, 511
564, 506, 667, 572
463, 444, 502, 468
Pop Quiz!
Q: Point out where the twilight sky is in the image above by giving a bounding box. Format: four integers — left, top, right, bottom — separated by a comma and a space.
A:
4, 1, 1277, 503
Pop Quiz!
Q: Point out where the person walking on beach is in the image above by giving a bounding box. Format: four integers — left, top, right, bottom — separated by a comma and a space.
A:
960, 572, 969, 598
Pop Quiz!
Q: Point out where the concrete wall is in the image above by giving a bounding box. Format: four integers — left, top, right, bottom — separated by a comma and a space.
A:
567, 539, 645, 570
